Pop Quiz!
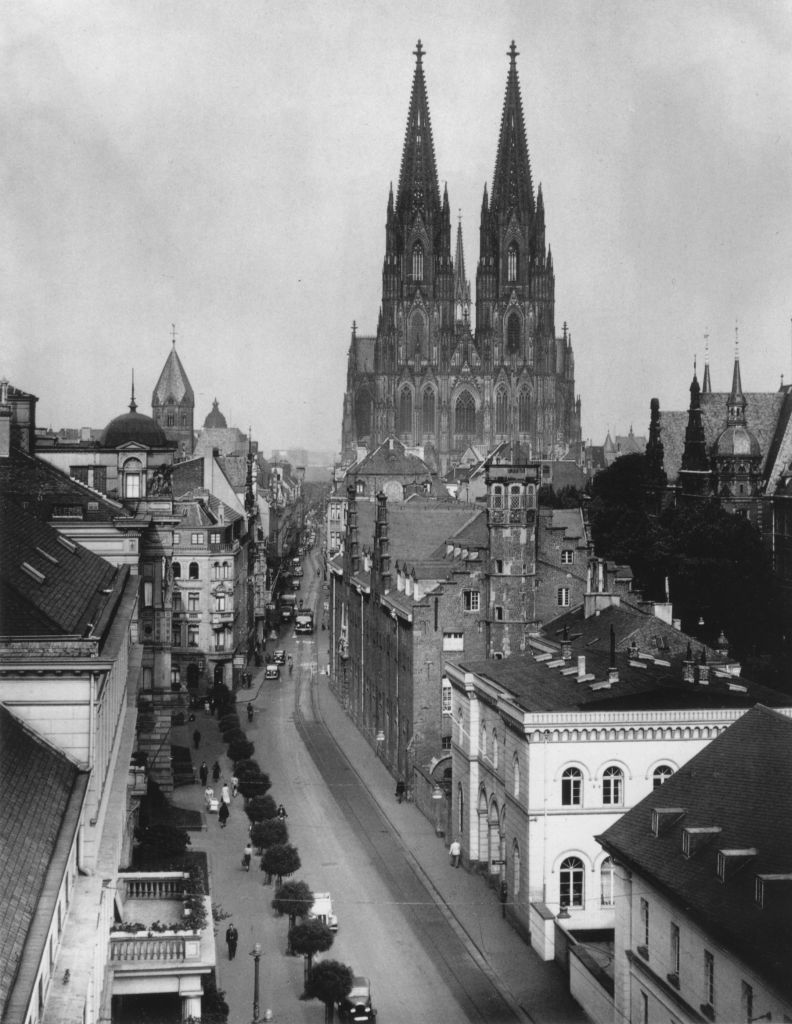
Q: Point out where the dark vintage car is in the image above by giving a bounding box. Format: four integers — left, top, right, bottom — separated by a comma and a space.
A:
339, 976, 376, 1022
273, 649, 286, 665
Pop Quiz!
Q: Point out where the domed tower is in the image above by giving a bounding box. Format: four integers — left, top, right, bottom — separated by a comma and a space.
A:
203, 398, 228, 429
152, 330, 195, 456
712, 344, 762, 514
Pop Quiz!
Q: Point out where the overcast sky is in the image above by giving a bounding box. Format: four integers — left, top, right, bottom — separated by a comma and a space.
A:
4, 0, 792, 454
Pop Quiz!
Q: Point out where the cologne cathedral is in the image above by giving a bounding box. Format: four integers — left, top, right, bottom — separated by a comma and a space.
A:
341, 41, 582, 474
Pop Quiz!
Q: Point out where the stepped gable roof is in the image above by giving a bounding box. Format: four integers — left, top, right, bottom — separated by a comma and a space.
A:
453, 644, 786, 716
598, 705, 792, 1002
152, 342, 194, 406
0, 447, 126, 523
0, 707, 86, 1020
662, 392, 783, 480
0, 495, 118, 636
203, 399, 228, 429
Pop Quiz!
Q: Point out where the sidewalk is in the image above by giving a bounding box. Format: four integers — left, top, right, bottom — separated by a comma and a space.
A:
312, 672, 587, 1024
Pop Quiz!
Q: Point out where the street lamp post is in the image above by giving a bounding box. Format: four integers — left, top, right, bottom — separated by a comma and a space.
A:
250, 943, 261, 1023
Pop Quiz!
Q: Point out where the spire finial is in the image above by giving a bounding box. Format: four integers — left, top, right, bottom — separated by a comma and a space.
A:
704, 328, 709, 358
694, 354, 697, 376
734, 319, 739, 360
413, 39, 424, 64
508, 40, 519, 65
171, 323, 177, 345
129, 369, 137, 413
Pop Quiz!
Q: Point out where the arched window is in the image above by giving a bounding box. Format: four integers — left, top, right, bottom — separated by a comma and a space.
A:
457, 782, 464, 836
600, 857, 615, 907
507, 312, 520, 355
412, 243, 424, 281
480, 723, 487, 759
507, 242, 518, 282
653, 765, 674, 789
602, 766, 624, 805
562, 767, 583, 806
495, 387, 509, 434
512, 841, 521, 896
212, 562, 220, 581
422, 388, 435, 437
398, 387, 413, 437
513, 753, 520, 797
518, 388, 531, 433
172, 562, 181, 579
560, 856, 585, 908
491, 483, 504, 511
222, 562, 230, 580
188, 561, 199, 580
123, 458, 143, 499
410, 310, 426, 358
492, 729, 499, 769
455, 391, 476, 437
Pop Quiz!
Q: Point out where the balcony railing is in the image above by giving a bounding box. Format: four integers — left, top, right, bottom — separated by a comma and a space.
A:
110, 936, 194, 963
121, 873, 186, 901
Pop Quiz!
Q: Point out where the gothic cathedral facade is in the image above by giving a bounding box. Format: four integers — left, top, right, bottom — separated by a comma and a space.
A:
341, 42, 581, 475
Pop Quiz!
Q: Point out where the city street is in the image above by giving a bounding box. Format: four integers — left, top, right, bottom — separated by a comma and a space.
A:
175, 550, 585, 1023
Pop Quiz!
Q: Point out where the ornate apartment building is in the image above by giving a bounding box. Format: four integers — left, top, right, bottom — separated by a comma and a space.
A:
341, 41, 581, 475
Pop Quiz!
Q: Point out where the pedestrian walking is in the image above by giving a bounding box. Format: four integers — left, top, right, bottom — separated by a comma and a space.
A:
199, 761, 208, 787
276, 803, 287, 820
218, 801, 229, 828
204, 786, 215, 809
449, 839, 461, 868
221, 783, 231, 805
242, 842, 252, 871
192, 728, 201, 750
395, 779, 406, 804
212, 761, 221, 782
225, 923, 238, 959
231, 775, 239, 798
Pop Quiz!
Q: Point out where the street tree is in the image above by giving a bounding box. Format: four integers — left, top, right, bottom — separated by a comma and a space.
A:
272, 880, 314, 953
289, 918, 334, 986
261, 843, 301, 886
252, 817, 288, 852
301, 959, 354, 1024
245, 794, 278, 824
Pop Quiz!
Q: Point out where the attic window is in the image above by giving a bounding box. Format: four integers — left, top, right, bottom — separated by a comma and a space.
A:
57, 535, 77, 553
651, 807, 685, 837
52, 505, 83, 519
682, 827, 721, 858
716, 848, 757, 883
35, 546, 59, 565
21, 562, 45, 584
755, 873, 792, 908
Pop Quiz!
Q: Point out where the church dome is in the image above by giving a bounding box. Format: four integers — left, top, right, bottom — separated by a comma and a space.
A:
714, 424, 761, 459
203, 399, 228, 429
102, 406, 169, 448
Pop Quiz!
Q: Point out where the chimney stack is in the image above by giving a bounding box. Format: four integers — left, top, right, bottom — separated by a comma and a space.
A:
608, 625, 619, 684
560, 625, 572, 661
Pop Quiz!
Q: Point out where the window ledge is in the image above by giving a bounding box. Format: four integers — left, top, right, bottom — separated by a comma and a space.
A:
637, 945, 649, 961
666, 972, 679, 990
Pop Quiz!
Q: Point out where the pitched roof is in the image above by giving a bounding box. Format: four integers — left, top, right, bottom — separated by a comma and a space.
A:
0, 707, 86, 1019
152, 343, 194, 406
345, 499, 481, 568
0, 447, 126, 523
661, 392, 784, 480
0, 495, 119, 636
598, 705, 792, 1000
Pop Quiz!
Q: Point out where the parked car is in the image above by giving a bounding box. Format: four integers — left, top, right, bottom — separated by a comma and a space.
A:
273, 649, 286, 665
339, 977, 376, 1022
265, 664, 280, 681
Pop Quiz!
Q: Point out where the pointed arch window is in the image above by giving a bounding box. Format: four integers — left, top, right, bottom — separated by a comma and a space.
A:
422, 388, 435, 438
518, 388, 531, 433
507, 242, 519, 282
410, 310, 426, 359
398, 386, 413, 438
507, 312, 521, 355
512, 840, 521, 896
455, 391, 475, 437
495, 387, 509, 435
412, 243, 424, 282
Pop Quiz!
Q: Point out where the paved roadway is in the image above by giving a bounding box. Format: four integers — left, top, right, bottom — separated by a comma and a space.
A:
175, 548, 587, 1024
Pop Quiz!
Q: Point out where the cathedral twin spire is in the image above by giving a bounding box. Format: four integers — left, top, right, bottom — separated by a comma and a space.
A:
490, 41, 535, 216
395, 40, 441, 219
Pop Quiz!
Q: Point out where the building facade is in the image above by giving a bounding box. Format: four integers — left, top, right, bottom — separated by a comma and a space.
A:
341, 42, 581, 475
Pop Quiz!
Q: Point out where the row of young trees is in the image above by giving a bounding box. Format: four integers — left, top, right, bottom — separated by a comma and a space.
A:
227, 707, 355, 1022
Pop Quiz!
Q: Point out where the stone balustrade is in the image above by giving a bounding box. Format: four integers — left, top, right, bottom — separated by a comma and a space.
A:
119, 872, 187, 901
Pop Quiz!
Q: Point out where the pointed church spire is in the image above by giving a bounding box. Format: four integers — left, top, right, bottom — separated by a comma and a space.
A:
679, 361, 712, 498
490, 41, 535, 216
727, 322, 746, 424
454, 212, 471, 319
702, 329, 712, 393
129, 370, 137, 413
395, 40, 441, 218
